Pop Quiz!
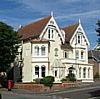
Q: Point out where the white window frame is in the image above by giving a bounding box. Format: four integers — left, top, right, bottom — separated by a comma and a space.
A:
77, 33, 82, 44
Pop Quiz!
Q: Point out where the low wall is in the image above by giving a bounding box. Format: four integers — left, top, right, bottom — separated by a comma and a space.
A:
14, 81, 82, 91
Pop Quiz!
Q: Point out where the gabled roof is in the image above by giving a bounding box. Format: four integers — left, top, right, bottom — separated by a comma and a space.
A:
63, 23, 79, 42
18, 16, 52, 40
88, 50, 100, 62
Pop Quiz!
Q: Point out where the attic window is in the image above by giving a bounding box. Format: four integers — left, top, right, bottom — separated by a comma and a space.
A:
78, 28, 82, 31
50, 21, 54, 24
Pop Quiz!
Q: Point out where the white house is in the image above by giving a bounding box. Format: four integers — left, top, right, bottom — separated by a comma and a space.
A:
17, 14, 93, 83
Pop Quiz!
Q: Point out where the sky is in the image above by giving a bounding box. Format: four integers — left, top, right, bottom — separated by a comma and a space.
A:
0, 0, 100, 49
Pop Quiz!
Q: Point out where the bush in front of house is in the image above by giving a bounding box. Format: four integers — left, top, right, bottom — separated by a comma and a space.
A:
94, 73, 100, 78
40, 76, 54, 88
61, 73, 76, 82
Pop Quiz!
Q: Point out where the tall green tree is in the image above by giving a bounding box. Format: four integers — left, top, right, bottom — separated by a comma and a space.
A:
96, 20, 100, 44
95, 20, 100, 50
0, 22, 20, 73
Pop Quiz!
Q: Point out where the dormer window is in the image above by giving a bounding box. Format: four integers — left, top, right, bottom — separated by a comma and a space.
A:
50, 21, 54, 24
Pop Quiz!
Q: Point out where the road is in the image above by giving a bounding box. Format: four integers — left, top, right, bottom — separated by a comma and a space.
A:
44, 85, 100, 99
1, 83, 100, 99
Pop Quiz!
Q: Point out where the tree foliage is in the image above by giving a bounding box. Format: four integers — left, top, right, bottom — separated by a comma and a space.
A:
96, 20, 100, 44
0, 22, 20, 73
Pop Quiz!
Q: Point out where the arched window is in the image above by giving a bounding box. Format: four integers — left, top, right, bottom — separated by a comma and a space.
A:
41, 65, 45, 77
34, 46, 39, 56
41, 46, 45, 56
88, 68, 90, 78
83, 67, 86, 78
35, 66, 39, 77
79, 67, 81, 78
55, 48, 58, 56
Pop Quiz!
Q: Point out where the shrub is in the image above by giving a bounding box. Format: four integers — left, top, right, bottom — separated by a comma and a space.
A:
94, 73, 100, 78
40, 76, 54, 88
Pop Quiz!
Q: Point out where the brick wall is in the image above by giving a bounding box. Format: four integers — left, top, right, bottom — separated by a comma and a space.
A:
14, 81, 82, 91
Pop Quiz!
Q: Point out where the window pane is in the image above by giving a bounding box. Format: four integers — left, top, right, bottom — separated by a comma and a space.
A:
76, 51, 79, 59
35, 66, 39, 77
41, 46, 45, 56
41, 66, 45, 77
55, 48, 58, 56
55, 70, 57, 77
83, 68, 86, 78
88, 68, 90, 78
81, 51, 84, 59
79, 68, 81, 78
48, 29, 50, 39
35, 46, 39, 56
64, 51, 68, 58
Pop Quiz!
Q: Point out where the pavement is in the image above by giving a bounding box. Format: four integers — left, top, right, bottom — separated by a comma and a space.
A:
0, 81, 100, 99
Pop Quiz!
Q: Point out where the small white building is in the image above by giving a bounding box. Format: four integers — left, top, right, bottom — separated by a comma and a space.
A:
17, 15, 93, 83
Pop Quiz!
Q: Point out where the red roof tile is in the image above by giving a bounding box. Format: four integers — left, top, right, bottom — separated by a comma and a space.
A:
18, 16, 52, 40
61, 43, 73, 49
63, 23, 79, 42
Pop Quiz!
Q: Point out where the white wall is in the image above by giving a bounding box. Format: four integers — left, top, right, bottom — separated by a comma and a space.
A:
22, 41, 33, 82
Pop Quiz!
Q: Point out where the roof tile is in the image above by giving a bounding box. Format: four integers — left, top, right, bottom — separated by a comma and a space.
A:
18, 16, 51, 40
63, 23, 79, 42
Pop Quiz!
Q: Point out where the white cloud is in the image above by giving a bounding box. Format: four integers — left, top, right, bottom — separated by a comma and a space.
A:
56, 10, 100, 19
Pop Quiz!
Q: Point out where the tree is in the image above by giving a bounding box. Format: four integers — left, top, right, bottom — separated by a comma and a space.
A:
96, 20, 100, 44
0, 22, 20, 74
94, 20, 100, 50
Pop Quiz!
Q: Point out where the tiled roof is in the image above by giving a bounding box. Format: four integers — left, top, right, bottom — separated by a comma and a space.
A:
88, 50, 100, 61
61, 43, 73, 49
18, 16, 52, 40
63, 23, 79, 42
